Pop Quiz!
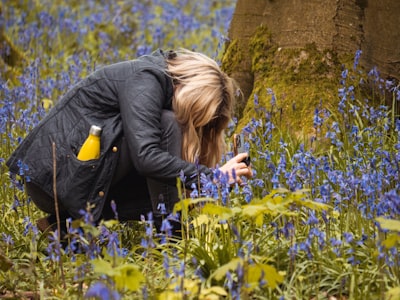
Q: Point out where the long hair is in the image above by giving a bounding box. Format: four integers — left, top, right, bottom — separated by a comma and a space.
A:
166, 49, 236, 167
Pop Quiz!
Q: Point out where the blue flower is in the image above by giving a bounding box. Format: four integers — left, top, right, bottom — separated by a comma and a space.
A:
84, 282, 120, 300
266, 88, 276, 106
110, 200, 118, 220
305, 211, 319, 225
343, 232, 354, 243
1, 233, 14, 246
253, 93, 259, 106
341, 69, 348, 79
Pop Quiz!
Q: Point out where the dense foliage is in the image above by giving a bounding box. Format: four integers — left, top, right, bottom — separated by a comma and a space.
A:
1, 1, 400, 299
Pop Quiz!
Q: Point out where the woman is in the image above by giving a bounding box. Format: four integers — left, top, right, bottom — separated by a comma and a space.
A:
6, 48, 252, 232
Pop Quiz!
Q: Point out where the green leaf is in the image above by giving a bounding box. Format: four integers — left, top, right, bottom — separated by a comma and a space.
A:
386, 286, 400, 300
92, 260, 145, 292
259, 189, 293, 206
241, 204, 268, 226
211, 257, 242, 281
382, 233, 400, 248
241, 204, 267, 217
211, 258, 283, 291
293, 198, 332, 211
92, 258, 116, 277
114, 264, 145, 292
201, 203, 233, 219
260, 193, 289, 206
159, 278, 200, 299
200, 286, 228, 298
191, 214, 211, 227
376, 217, 400, 232
102, 219, 120, 228
173, 197, 214, 213
159, 291, 181, 300
246, 263, 284, 290
270, 188, 291, 195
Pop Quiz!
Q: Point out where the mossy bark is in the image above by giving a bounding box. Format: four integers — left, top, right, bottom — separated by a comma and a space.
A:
243, 30, 342, 135
223, 0, 400, 134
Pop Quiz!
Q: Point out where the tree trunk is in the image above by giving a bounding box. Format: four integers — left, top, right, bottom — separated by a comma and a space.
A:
223, 0, 400, 126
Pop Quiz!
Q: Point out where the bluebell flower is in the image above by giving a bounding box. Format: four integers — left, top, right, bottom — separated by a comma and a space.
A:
1, 233, 14, 246
106, 231, 122, 257
156, 201, 167, 216
271, 95, 279, 110
343, 232, 354, 243
160, 218, 173, 238
179, 169, 186, 184
281, 221, 295, 239
136, 44, 153, 57
230, 224, 241, 243
298, 241, 312, 259
305, 211, 319, 225
45, 231, 62, 262
353, 50, 362, 70
190, 183, 199, 198
313, 106, 325, 130
288, 244, 298, 259
141, 213, 156, 257
253, 93, 259, 106
396, 87, 400, 101
84, 282, 120, 300
330, 238, 342, 256
163, 252, 170, 278
241, 184, 253, 203
11, 195, 21, 211
22, 216, 39, 236
79, 208, 95, 226
110, 200, 118, 220
341, 69, 348, 79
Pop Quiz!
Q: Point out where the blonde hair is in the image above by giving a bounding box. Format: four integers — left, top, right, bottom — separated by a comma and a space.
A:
166, 49, 236, 167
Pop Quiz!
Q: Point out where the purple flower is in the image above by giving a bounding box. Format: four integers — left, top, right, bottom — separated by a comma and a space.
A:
1, 233, 14, 246
341, 69, 348, 79
190, 183, 199, 198
163, 252, 170, 278
160, 219, 173, 238
110, 200, 118, 220
84, 282, 120, 300
353, 50, 362, 70
254, 93, 259, 106
266, 88, 276, 106
22, 216, 39, 236
305, 211, 319, 225
343, 232, 354, 243
179, 169, 186, 183
157, 198, 167, 215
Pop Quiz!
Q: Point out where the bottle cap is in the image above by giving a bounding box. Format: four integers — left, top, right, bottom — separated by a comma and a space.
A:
89, 125, 102, 136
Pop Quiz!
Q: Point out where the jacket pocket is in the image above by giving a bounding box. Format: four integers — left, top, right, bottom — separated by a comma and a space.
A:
57, 148, 102, 218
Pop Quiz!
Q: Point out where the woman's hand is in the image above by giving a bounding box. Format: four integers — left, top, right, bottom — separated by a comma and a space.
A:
218, 153, 253, 185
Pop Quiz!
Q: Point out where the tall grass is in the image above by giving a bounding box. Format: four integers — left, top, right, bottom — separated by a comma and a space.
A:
1, 1, 400, 299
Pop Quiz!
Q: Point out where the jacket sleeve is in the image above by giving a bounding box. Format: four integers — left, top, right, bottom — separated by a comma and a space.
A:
117, 67, 211, 188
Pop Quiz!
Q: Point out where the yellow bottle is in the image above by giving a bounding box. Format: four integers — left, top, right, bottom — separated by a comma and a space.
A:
77, 125, 102, 161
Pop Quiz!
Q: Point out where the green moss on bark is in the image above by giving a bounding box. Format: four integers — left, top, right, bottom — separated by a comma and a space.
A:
237, 25, 346, 136
221, 39, 243, 75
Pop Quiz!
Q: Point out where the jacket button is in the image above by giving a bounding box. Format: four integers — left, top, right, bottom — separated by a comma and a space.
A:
112, 146, 118, 152
98, 191, 105, 197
